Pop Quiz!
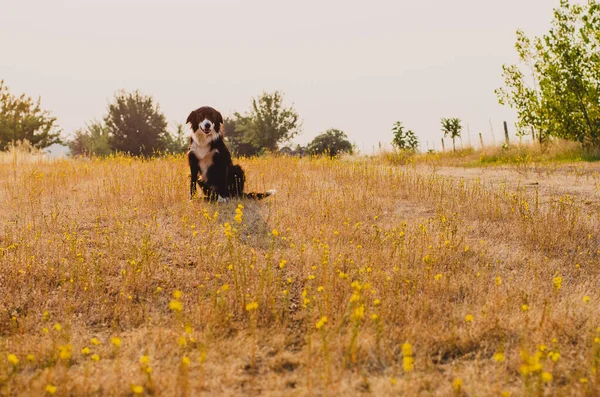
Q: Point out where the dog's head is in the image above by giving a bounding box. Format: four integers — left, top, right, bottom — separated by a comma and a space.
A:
186, 106, 224, 137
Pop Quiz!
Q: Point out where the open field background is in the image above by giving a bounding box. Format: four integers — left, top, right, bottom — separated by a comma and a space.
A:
1, 150, 600, 396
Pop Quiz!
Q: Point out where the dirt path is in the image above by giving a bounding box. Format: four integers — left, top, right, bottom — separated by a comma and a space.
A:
419, 163, 600, 211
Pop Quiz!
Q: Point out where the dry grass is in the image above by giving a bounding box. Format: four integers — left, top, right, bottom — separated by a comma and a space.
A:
1, 152, 600, 396
384, 140, 600, 170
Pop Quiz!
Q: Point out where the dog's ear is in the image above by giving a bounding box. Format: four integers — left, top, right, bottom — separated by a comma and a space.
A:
186, 110, 198, 132
215, 111, 224, 133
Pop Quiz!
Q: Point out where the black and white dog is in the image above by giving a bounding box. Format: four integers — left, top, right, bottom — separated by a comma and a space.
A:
186, 106, 275, 202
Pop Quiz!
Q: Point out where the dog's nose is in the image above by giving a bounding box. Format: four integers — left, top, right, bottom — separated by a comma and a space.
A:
203, 123, 211, 129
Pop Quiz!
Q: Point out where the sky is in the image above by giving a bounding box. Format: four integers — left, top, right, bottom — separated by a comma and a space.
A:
0, 0, 578, 154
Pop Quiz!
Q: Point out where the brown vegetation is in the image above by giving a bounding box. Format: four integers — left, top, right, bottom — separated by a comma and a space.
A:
1, 151, 599, 396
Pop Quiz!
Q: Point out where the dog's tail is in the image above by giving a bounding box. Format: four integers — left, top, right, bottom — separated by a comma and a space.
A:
242, 189, 276, 200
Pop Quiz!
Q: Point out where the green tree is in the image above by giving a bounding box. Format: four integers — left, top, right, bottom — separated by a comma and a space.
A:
162, 123, 189, 154
496, 0, 600, 145
0, 80, 61, 150
104, 90, 168, 156
68, 120, 111, 156
234, 91, 301, 151
307, 129, 353, 157
391, 121, 419, 151
223, 117, 261, 156
441, 118, 462, 151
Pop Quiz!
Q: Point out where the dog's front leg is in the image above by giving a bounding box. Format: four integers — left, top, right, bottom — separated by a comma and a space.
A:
188, 151, 199, 199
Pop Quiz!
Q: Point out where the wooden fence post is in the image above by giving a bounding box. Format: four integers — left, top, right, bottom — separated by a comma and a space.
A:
503, 121, 510, 144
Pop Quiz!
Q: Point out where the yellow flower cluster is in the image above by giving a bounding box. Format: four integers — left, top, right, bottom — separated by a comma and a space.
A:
169, 290, 183, 312
402, 343, 414, 372
234, 204, 243, 224
315, 316, 327, 330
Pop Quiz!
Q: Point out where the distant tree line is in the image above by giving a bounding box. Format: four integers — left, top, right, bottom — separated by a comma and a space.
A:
0, 81, 356, 158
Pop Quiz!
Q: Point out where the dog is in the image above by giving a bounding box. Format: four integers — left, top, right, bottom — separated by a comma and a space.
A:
186, 106, 275, 202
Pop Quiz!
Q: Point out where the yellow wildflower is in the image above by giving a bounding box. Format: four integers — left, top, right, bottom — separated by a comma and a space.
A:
58, 345, 72, 360
402, 356, 414, 372
352, 305, 365, 321
169, 300, 183, 312
246, 301, 259, 311
7, 354, 19, 365
131, 385, 144, 395
402, 343, 413, 357
315, 316, 327, 330
465, 314, 474, 323
553, 276, 562, 290
110, 337, 121, 347
45, 385, 57, 395
452, 378, 463, 391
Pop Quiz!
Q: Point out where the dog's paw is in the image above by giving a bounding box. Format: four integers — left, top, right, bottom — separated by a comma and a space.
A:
217, 196, 229, 203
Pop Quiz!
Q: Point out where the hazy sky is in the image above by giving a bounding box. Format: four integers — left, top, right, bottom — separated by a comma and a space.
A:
0, 0, 577, 153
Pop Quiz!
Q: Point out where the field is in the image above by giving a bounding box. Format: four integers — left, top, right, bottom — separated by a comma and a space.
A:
1, 149, 600, 396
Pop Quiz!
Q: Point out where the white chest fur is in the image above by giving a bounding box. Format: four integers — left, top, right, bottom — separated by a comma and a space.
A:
190, 135, 212, 160
190, 132, 219, 180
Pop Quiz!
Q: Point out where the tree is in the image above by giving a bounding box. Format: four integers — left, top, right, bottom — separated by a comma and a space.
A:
223, 117, 261, 156
0, 80, 61, 150
307, 129, 353, 157
496, 0, 600, 146
391, 121, 419, 151
162, 123, 189, 154
234, 91, 301, 151
441, 118, 462, 151
104, 90, 169, 156
68, 120, 111, 156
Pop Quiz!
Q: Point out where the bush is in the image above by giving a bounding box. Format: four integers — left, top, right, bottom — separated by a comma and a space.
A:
69, 120, 111, 157
307, 129, 353, 157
